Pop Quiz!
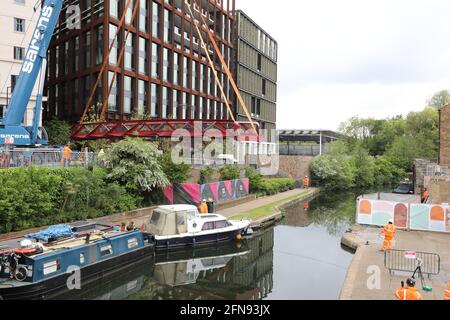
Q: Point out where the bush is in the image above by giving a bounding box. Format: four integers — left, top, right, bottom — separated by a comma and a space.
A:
199, 167, 214, 184
257, 178, 296, 196
0, 167, 138, 233
219, 165, 241, 181
160, 152, 191, 184
244, 166, 264, 194
310, 155, 356, 191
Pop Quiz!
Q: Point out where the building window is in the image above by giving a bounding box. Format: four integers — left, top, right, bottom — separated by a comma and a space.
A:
262, 79, 266, 96
183, 57, 189, 88
172, 89, 178, 119
152, 42, 160, 79
162, 87, 169, 119
139, 0, 148, 32
162, 48, 171, 82
151, 83, 159, 117
139, 37, 148, 75
13, 46, 24, 60
138, 80, 147, 116
82, 32, 91, 68
163, 8, 172, 43
257, 54, 262, 72
108, 71, 118, 112
257, 99, 261, 116
124, 76, 134, 114
72, 37, 79, 72
124, 34, 134, 70
152, 1, 161, 38
95, 25, 104, 65
125, 0, 134, 25
110, 0, 119, 18
173, 52, 180, 85
14, 18, 25, 32
109, 24, 118, 65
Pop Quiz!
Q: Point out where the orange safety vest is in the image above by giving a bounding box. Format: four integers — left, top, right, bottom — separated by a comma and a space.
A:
199, 203, 208, 214
303, 178, 310, 187
395, 287, 423, 300
383, 224, 396, 240
444, 281, 450, 301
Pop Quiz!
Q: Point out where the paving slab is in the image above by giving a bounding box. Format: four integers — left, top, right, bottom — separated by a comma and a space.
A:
340, 225, 450, 300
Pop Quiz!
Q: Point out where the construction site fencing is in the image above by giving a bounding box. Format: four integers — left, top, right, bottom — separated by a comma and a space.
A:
384, 249, 440, 277
0, 150, 96, 169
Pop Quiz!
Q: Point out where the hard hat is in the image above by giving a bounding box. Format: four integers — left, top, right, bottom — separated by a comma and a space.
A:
202, 199, 206, 202
406, 278, 416, 287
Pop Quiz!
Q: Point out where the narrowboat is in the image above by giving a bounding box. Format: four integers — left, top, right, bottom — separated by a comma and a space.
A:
145, 205, 252, 250
0, 221, 155, 300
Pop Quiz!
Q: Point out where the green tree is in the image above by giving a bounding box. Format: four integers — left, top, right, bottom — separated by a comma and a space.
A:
427, 90, 450, 109
160, 152, 191, 184
104, 138, 169, 193
352, 144, 376, 189
199, 167, 214, 184
44, 119, 72, 146
310, 154, 356, 191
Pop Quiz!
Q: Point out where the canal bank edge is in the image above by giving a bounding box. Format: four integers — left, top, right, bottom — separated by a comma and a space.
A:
237, 188, 321, 230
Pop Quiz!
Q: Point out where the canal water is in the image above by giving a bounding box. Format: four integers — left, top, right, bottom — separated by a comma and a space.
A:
56, 191, 360, 300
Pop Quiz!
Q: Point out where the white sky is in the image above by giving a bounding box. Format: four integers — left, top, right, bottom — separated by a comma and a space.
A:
237, 0, 450, 130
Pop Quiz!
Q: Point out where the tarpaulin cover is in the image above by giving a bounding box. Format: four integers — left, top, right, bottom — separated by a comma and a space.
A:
25, 224, 74, 242
165, 179, 250, 205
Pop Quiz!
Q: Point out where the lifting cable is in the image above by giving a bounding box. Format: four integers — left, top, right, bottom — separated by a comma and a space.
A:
190, 0, 258, 135
79, 0, 134, 124
100, 0, 140, 120
185, 0, 236, 123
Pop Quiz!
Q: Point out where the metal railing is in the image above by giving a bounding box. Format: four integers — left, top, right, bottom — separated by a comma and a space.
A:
384, 249, 440, 276
0, 150, 96, 169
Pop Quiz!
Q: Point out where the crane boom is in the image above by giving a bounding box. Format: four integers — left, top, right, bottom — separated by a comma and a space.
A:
1, 0, 63, 146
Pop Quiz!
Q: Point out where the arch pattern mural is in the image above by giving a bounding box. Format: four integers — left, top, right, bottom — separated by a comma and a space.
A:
357, 198, 450, 233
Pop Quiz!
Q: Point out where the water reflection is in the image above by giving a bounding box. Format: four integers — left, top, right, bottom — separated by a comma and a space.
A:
53, 191, 364, 300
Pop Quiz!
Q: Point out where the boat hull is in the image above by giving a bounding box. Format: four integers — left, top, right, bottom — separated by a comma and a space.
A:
154, 227, 247, 250
0, 244, 154, 300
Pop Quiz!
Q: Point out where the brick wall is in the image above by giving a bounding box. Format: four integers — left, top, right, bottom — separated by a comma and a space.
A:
278, 155, 314, 182
430, 178, 450, 204
440, 105, 450, 165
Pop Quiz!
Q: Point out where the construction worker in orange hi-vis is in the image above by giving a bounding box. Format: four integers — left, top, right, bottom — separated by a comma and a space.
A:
395, 278, 424, 300
444, 281, 450, 300
303, 176, 310, 189
422, 188, 430, 203
61, 145, 72, 167
381, 219, 397, 252
199, 199, 208, 214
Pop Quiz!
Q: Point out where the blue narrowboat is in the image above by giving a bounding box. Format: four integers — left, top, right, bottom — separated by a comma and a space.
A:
0, 222, 155, 300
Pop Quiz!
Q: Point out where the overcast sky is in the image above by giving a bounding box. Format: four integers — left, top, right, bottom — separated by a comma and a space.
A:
237, 0, 450, 130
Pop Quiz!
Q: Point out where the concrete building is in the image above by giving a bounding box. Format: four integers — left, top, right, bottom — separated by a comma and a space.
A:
0, 0, 43, 126
45, 0, 237, 123
233, 10, 277, 135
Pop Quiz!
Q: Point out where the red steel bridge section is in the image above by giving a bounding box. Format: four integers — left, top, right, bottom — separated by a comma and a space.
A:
71, 120, 262, 142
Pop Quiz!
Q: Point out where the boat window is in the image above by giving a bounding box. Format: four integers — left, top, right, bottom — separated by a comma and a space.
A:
150, 211, 161, 225
215, 220, 228, 229
80, 253, 85, 264
43, 260, 60, 275
100, 245, 113, 257
176, 212, 185, 226
128, 238, 139, 249
202, 222, 215, 231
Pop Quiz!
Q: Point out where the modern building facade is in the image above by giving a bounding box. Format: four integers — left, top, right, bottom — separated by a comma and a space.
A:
233, 10, 277, 135
45, 0, 236, 123
0, 0, 43, 127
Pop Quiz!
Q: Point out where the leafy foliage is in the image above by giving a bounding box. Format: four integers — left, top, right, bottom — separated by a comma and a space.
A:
199, 166, 214, 184
219, 165, 241, 181
0, 168, 137, 233
160, 152, 191, 184
103, 138, 169, 193
44, 119, 72, 146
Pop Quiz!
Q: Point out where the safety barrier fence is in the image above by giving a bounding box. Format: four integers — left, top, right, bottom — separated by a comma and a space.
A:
384, 249, 440, 276
356, 198, 450, 233
0, 150, 96, 169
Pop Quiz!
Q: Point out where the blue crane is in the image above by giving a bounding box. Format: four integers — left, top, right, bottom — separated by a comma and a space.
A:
0, 0, 63, 147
